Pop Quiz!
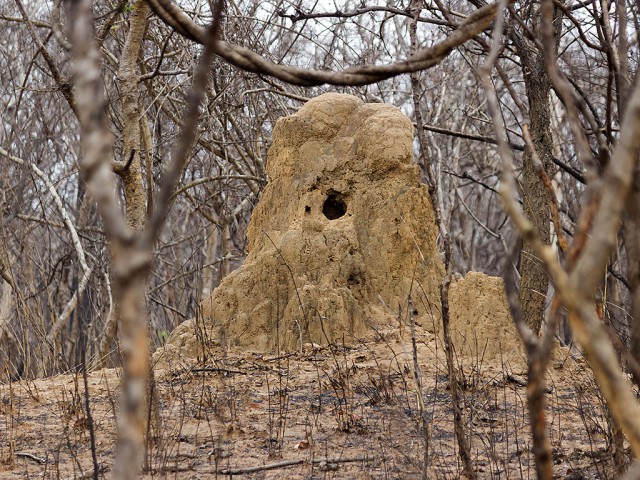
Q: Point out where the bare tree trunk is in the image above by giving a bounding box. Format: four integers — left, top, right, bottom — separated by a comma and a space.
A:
0, 251, 18, 378
516, 49, 554, 334
625, 185, 640, 361
118, 0, 149, 232
117, 5, 163, 473
97, 0, 150, 364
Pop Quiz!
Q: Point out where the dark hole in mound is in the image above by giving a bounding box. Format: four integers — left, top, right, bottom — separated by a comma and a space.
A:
305, 206, 311, 214
323, 192, 347, 220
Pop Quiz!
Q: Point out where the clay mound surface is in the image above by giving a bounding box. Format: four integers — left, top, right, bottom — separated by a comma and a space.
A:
448, 272, 528, 370
163, 93, 444, 356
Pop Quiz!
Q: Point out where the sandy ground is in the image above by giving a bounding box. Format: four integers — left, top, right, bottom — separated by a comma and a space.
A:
0, 327, 628, 479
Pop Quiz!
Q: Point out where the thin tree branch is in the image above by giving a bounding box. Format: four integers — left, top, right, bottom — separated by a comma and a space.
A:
278, 5, 450, 26
423, 124, 586, 183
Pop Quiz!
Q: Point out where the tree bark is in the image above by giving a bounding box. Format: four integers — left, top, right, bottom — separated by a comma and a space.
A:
99, 0, 150, 365
518, 50, 554, 334
118, 0, 149, 231
624, 182, 640, 361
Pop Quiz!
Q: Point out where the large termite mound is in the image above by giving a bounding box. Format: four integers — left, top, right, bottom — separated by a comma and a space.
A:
164, 93, 444, 355
448, 272, 527, 369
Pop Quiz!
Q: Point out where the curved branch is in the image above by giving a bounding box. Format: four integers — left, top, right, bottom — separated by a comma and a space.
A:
147, 0, 507, 86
